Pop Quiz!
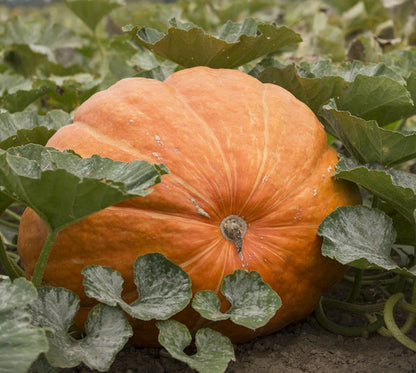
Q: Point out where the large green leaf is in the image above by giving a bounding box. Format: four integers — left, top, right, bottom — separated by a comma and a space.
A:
296, 55, 404, 84
254, 62, 345, 114
124, 17, 301, 68
0, 110, 71, 150
29, 287, 132, 371
338, 74, 413, 125
0, 144, 168, 231
63, 0, 125, 32
318, 206, 398, 270
254, 59, 414, 124
192, 270, 281, 329
83, 253, 192, 320
334, 156, 416, 223
157, 320, 235, 373
0, 278, 48, 373
320, 108, 416, 166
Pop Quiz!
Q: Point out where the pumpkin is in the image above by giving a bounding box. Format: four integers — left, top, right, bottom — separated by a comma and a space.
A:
17, 66, 360, 346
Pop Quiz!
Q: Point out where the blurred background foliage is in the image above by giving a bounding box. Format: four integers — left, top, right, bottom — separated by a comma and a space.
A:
0, 0, 415, 114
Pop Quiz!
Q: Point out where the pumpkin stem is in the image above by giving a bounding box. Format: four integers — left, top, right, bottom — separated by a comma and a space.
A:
220, 215, 247, 253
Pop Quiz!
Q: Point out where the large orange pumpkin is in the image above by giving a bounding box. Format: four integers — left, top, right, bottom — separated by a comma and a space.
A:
18, 66, 360, 346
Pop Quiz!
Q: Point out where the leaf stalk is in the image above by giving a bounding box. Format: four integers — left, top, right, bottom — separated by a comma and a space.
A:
0, 237, 24, 279
31, 229, 59, 287
315, 298, 385, 337
383, 292, 416, 351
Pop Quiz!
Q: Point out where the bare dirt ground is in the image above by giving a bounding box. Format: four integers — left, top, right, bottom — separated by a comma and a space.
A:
63, 278, 416, 373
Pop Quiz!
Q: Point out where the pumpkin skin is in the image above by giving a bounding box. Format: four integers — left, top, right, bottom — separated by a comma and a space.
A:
17, 66, 360, 346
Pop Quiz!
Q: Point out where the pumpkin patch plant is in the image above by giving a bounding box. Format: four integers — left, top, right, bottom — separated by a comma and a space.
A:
1, 0, 416, 372
17, 65, 360, 347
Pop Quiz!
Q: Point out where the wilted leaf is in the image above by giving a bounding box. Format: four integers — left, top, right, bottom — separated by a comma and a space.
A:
0, 144, 168, 231
157, 320, 235, 373
124, 17, 301, 68
83, 253, 192, 320
0, 278, 48, 373
29, 287, 132, 371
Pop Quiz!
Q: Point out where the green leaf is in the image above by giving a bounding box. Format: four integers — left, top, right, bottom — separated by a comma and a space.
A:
124, 17, 301, 68
0, 277, 37, 312
0, 110, 71, 150
383, 49, 416, 77
192, 270, 281, 329
338, 74, 414, 125
1, 17, 81, 51
157, 320, 235, 373
346, 34, 383, 63
83, 253, 192, 320
334, 156, 416, 223
82, 266, 124, 307
29, 287, 132, 371
0, 144, 168, 231
1, 79, 55, 113
192, 290, 229, 322
254, 60, 414, 123
255, 62, 345, 114
342, 0, 389, 34
1, 17, 82, 77
318, 205, 398, 270
314, 24, 345, 62
63, 0, 125, 32
0, 278, 48, 373
320, 108, 416, 166
0, 72, 28, 96
42, 74, 100, 112
0, 192, 13, 213
129, 48, 178, 81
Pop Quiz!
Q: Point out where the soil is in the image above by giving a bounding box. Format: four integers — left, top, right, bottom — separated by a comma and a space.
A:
61, 278, 416, 373
63, 319, 415, 373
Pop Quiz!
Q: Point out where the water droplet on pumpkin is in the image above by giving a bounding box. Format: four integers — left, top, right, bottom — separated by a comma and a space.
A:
128, 119, 134, 124
313, 188, 318, 197
327, 166, 333, 173
155, 135, 161, 142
